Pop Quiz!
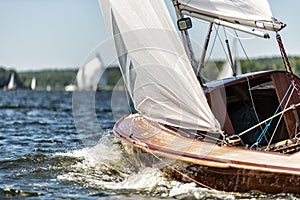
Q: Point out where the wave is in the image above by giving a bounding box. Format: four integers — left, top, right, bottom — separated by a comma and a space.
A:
54, 131, 300, 199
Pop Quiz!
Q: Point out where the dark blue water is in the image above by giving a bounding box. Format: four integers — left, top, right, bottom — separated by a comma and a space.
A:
0, 90, 299, 199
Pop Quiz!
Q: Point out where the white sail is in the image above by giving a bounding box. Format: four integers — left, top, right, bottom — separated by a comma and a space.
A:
77, 55, 107, 91
236, 54, 242, 75
217, 38, 241, 79
178, 0, 285, 32
7, 73, 15, 90
46, 85, 51, 91
98, 0, 221, 133
31, 77, 36, 90
217, 60, 233, 80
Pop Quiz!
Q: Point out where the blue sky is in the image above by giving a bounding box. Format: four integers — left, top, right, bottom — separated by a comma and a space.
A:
0, 0, 299, 71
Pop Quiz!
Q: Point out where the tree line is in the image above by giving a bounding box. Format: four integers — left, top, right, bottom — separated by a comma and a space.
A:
0, 67, 122, 90
0, 56, 300, 90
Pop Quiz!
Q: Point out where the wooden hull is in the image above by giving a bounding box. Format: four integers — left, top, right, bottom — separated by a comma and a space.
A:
114, 114, 300, 193
162, 164, 300, 193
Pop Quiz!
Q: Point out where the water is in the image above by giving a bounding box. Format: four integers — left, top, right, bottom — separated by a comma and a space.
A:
0, 90, 299, 199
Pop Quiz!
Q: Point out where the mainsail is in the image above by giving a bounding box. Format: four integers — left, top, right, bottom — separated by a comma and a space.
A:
98, 0, 221, 133
178, 0, 285, 33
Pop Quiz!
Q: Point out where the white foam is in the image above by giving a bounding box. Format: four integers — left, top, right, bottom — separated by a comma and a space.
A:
55, 134, 237, 198
103, 167, 165, 190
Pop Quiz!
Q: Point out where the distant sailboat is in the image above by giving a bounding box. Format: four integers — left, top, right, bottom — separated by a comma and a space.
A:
6, 73, 15, 90
77, 54, 107, 91
31, 77, 36, 90
65, 84, 77, 92
46, 85, 51, 92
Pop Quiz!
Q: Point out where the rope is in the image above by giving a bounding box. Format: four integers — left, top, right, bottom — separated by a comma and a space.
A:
246, 76, 264, 133
265, 85, 296, 150
234, 30, 251, 63
250, 84, 293, 149
238, 102, 300, 137
276, 33, 300, 97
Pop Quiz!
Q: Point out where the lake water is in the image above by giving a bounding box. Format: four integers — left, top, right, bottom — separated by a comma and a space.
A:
0, 90, 299, 199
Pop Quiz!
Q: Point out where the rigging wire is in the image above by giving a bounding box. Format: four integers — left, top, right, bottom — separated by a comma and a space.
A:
204, 25, 219, 67
238, 102, 300, 138
265, 85, 296, 150
234, 30, 251, 63
246, 76, 265, 134
201, 25, 232, 82
250, 84, 293, 149
200, 24, 220, 82
226, 29, 256, 40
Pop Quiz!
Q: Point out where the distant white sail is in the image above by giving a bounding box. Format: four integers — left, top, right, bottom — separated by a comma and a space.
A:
178, 0, 285, 32
217, 38, 241, 79
65, 84, 77, 92
46, 85, 51, 91
31, 77, 36, 90
217, 60, 234, 80
236, 56, 242, 75
98, 0, 221, 133
7, 73, 15, 90
77, 55, 107, 91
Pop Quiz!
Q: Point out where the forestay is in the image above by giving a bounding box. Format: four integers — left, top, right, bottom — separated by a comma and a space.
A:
98, 0, 221, 133
178, 0, 285, 32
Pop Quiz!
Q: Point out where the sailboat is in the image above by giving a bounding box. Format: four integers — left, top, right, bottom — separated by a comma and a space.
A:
31, 77, 36, 90
6, 73, 15, 90
98, 0, 300, 193
76, 54, 107, 91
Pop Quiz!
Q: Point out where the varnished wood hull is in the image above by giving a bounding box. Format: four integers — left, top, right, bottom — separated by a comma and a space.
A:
162, 164, 300, 193
114, 114, 300, 193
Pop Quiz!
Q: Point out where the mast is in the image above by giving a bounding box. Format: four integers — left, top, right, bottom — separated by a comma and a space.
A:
172, 0, 197, 74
